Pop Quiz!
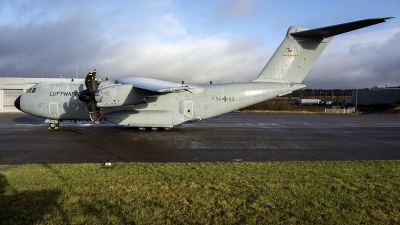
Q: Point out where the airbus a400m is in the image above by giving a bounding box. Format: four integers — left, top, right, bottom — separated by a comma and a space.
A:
14, 17, 392, 130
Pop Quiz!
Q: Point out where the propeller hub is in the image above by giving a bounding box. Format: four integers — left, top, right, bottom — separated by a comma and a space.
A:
78, 90, 91, 102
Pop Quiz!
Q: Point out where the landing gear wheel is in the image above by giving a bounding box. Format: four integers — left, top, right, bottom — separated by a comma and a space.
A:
48, 123, 59, 130
138, 127, 146, 131
151, 127, 158, 131
163, 127, 171, 131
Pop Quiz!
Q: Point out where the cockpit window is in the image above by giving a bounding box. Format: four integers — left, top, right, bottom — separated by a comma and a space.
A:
26, 87, 36, 93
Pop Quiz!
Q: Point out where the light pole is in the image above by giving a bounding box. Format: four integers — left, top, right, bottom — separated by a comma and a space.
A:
356, 89, 358, 111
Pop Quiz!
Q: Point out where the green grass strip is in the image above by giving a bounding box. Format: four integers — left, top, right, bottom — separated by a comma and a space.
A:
1, 161, 399, 224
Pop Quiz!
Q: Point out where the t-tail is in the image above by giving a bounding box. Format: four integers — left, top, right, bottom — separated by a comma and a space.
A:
252, 17, 393, 84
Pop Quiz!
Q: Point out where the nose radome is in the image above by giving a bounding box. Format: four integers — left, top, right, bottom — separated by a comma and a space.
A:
14, 95, 21, 111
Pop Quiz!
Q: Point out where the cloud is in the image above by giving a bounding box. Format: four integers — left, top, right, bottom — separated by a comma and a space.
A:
0, 12, 107, 78
98, 32, 268, 84
156, 14, 187, 37
304, 28, 400, 89
0, 6, 269, 84
0, 1, 397, 90
216, 0, 260, 21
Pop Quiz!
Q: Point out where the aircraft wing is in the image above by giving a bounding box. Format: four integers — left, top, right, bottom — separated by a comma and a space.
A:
116, 77, 192, 93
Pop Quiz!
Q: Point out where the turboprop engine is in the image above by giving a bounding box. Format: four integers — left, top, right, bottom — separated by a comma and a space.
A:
95, 84, 146, 107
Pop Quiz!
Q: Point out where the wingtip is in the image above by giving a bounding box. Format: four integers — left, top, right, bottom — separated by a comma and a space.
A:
374, 17, 394, 21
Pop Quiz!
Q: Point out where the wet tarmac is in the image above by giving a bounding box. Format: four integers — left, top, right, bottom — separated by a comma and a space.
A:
0, 113, 400, 164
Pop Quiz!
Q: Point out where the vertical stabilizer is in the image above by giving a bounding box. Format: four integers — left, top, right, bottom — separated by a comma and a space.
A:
253, 27, 331, 83
252, 17, 392, 83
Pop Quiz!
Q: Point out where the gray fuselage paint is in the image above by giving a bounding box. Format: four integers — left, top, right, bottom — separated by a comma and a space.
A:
19, 81, 304, 126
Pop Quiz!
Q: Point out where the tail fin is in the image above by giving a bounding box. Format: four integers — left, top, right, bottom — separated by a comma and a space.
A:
252, 17, 393, 83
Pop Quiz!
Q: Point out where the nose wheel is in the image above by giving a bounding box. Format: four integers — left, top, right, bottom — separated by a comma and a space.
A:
48, 123, 59, 130
45, 119, 60, 130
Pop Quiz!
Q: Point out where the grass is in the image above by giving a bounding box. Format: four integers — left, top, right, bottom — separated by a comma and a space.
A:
1, 161, 400, 224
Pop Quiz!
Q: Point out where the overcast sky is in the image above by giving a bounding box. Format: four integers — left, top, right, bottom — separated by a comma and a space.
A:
1, 0, 399, 89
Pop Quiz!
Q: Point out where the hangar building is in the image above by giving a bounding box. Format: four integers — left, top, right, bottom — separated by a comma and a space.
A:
352, 88, 400, 105
0, 78, 83, 112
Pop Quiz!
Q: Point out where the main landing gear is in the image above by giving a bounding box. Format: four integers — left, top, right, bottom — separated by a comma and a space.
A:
138, 127, 172, 131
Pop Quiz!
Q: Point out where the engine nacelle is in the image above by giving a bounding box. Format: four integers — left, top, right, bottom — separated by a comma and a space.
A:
95, 84, 144, 107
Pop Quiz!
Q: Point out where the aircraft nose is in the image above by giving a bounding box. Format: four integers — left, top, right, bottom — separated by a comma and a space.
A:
14, 95, 21, 111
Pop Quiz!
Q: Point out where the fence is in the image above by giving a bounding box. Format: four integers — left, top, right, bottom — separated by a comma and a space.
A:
325, 106, 356, 114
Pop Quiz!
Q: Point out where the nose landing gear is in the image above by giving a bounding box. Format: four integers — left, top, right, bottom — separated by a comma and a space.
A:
45, 119, 60, 130
48, 123, 59, 130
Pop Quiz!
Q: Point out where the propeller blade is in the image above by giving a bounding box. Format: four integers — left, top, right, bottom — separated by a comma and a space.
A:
87, 99, 97, 113
88, 99, 102, 124
80, 68, 103, 124
85, 68, 98, 93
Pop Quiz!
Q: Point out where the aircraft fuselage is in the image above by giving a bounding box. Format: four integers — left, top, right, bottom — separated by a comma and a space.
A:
16, 79, 304, 127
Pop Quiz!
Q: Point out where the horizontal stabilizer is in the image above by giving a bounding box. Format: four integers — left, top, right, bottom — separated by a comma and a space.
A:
290, 17, 393, 38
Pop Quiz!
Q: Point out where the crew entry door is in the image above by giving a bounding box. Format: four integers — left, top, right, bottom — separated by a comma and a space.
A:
49, 103, 60, 119
184, 101, 193, 117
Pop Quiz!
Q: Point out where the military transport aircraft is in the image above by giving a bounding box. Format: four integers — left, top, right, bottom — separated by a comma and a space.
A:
14, 17, 392, 130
